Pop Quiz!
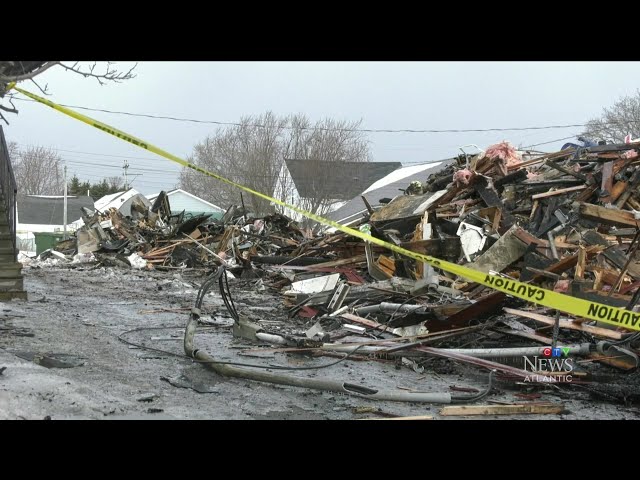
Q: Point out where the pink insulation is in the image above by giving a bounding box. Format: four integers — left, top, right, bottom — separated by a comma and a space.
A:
485, 141, 522, 168
453, 168, 474, 188
553, 279, 571, 293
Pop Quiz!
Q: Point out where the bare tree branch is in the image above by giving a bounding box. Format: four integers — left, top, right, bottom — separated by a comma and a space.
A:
0, 103, 17, 114
180, 112, 370, 220
0, 61, 137, 122
29, 77, 49, 96
583, 89, 640, 143
57, 61, 137, 85
11, 145, 64, 195
0, 102, 18, 124
0, 61, 58, 86
0, 94, 18, 123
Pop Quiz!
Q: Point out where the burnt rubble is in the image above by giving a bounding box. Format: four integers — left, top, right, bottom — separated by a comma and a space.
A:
29, 140, 640, 413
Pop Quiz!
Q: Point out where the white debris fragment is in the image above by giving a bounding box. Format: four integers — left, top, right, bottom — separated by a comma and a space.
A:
127, 253, 148, 269
36, 258, 62, 267
18, 252, 35, 265
285, 273, 341, 295
72, 253, 96, 264
48, 250, 69, 261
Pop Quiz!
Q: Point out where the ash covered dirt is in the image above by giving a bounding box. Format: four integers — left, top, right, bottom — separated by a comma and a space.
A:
0, 265, 639, 420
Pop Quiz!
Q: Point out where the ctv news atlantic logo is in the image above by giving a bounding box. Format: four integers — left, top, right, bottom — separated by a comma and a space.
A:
523, 347, 574, 383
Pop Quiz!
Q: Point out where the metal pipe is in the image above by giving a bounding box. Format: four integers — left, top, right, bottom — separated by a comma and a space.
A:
184, 313, 454, 403
317, 343, 591, 358
430, 344, 592, 358
355, 302, 425, 315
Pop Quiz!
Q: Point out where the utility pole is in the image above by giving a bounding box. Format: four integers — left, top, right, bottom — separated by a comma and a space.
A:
63, 164, 68, 240
123, 158, 129, 190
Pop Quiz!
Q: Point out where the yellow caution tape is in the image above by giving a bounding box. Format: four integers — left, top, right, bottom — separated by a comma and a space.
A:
9, 84, 640, 332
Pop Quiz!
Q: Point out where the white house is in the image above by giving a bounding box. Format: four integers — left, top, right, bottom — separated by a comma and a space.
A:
16, 194, 94, 252
273, 159, 401, 223
325, 160, 455, 226
145, 189, 224, 220
94, 188, 151, 216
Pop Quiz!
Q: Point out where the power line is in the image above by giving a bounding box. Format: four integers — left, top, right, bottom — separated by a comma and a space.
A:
12, 96, 630, 134
63, 165, 178, 182
63, 159, 176, 174
64, 161, 284, 181
12, 142, 169, 162
65, 169, 176, 184
520, 134, 581, 149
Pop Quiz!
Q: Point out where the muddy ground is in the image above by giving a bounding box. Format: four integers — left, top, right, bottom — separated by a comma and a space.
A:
1, 265, 639, 420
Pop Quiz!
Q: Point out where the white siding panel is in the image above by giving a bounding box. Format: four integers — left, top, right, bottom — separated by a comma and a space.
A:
168, 192, 223, 214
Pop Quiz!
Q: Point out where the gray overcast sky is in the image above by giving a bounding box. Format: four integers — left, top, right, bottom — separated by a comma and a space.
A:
4, 61, 639, 195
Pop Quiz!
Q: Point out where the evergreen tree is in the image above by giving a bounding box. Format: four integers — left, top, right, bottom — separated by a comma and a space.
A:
68, 175, 82, 195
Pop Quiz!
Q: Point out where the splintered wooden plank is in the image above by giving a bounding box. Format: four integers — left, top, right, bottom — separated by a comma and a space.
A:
544, 160, 588, 181
375, 262, 395, 278
529, 200, 539, 221
575, 246, 586, 280
492, 208, 502, 234
583, 230, 640, 280
503, 307, 624, 339
440, 404, 564, 416
577, 203, 640, 228
473, 176, 515, 229
400, 238, 461, 261
428, 291, 505, 332
593, 270, 604, 292
340, 312, 396, 335
413, 218, 424, 278
360, 195, 375, 214
586, 266, 630, 287
362, 415, 434, 421
531, 185, 586, 200
576, 184, 597, 202
188, 228, 202, 240
600, 161, 614, 203
512, 228, 581, 250
611, 180, 628, 202
307, 255, 366, 269
377, 255, 396, 273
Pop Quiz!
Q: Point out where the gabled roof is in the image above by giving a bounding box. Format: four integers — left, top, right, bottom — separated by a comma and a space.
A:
94, 189, 142, 212
284, 159, 401, 201
17, 194, 95, 225
326, 159, 455, 224
146, 189, 224, 211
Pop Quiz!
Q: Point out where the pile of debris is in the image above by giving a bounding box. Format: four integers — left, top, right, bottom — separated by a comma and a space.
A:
40, 191, 311, 272
37, 139, 640, 409
246, 141, 640, 326
207, 139, 640, 405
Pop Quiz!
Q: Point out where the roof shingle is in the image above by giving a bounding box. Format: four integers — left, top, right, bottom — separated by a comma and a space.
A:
285, 159, 401, 201
17, 195, 95, 225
